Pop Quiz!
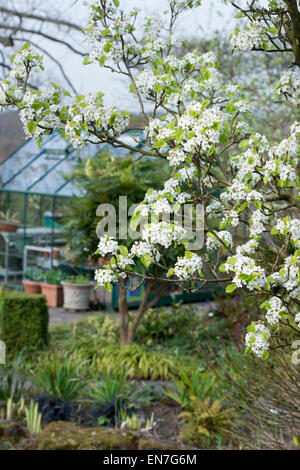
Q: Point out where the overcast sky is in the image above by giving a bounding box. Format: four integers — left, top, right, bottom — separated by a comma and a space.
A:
3, 0, 235, 110
47, 0, 235, 110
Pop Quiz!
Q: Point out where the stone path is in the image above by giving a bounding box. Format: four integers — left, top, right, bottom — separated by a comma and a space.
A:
48, 307, 100, 324
48, 300, 218, 325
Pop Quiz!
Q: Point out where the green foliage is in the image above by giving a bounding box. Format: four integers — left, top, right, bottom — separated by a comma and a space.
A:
0, 290, 48, 356
166, 369, 218, 409
212, 346, 300, 449
44, 269, 66, 285
179, 397, 234, 448
0, 209, 20, 223
34, 355, 85, 401
90, 343, 187, 380
23, 268, 44, 281
136, 304, 228, 352
137, 305, 200, 345
0, 353, 26, 401
88, 370, 135, 406
61, 150, 169, 264
24, 400, 42, 435
65, 275, 91, 285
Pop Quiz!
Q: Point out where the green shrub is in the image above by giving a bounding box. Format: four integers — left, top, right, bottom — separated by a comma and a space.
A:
179, 397, 235, 449
136, 304, 228, 352
136, 305, 204, 347
34, 354, 85, 400
90, 343, 188, 380
212, 346, 300, 450
88, 370, 135, 406
0, 290, 49, 356
166, 368, 219, 409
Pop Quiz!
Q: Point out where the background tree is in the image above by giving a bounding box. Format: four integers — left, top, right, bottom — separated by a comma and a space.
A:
0, 1, 87, 94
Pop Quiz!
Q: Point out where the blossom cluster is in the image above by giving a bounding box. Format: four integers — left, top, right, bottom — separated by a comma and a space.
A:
173, 252, 203, 280
206, 231, 233, 251
65, 93, 129, 148
223, 255, 267, 291
142, 222, 187, 249
275, 71, 300, 106
245, 322, 271, 359
262, 296, 287, 325
230, 22, 265, 51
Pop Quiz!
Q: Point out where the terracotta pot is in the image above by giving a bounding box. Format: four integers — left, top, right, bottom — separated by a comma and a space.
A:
61, 282, 93, 311
0, 222, 19, 233
22, 279, 42, 294
52, 248, 60, 259
40, 282, 63, 308
43, 248, 60, 259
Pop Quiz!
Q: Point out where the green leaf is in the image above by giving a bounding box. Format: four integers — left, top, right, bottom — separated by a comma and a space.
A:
247, 323, 256, 333
101, 29, 111, 37
104, 282, 112, 292
261, 351, 269, 361
83, 57, 92, 65
219, 134, 229, 146
99, 55, 106, 66
166, 268, 174, 278
130, 212, 141, 231
141, 254, 151, 269
118, 245, 128, 257
226, 284, 237, 293
207, 144, 215, 156
27, 121, 37, 134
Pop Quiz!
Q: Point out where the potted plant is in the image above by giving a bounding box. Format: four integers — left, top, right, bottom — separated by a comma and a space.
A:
61, 275, 93, 311
40, 269, 66, 308
0, 210, 20, 233
22, 268, 44, 294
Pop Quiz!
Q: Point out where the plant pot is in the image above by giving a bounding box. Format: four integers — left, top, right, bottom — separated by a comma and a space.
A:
22, 279, 42, 294
61, 281, 93, 311
0, 221, 19, 233
43, 248, 60, 259
52, 248, 60, 259
40, 282, 64, 308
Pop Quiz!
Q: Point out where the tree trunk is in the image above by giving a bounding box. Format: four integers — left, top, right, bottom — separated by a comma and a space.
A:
118, 278, 130, 345
127, 281, 154, 344
118, 279, 177, 345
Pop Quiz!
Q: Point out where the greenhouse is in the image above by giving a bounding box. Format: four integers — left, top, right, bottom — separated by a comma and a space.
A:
0, 131, 142, 288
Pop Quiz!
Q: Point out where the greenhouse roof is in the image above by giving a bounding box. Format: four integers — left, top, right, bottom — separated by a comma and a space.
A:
0, 131, 144, 198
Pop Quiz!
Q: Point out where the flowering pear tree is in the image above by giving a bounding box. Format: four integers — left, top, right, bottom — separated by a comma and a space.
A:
0, 0, 299, 353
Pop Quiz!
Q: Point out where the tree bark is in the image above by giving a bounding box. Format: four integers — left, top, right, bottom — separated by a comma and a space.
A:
127, 281, 154, 344
118, 278, 131, 345
118, 278, 178, 346
283, 1, 300, 67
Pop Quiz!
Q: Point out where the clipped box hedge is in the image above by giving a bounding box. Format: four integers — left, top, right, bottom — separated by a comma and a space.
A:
0, 290, 49, 355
